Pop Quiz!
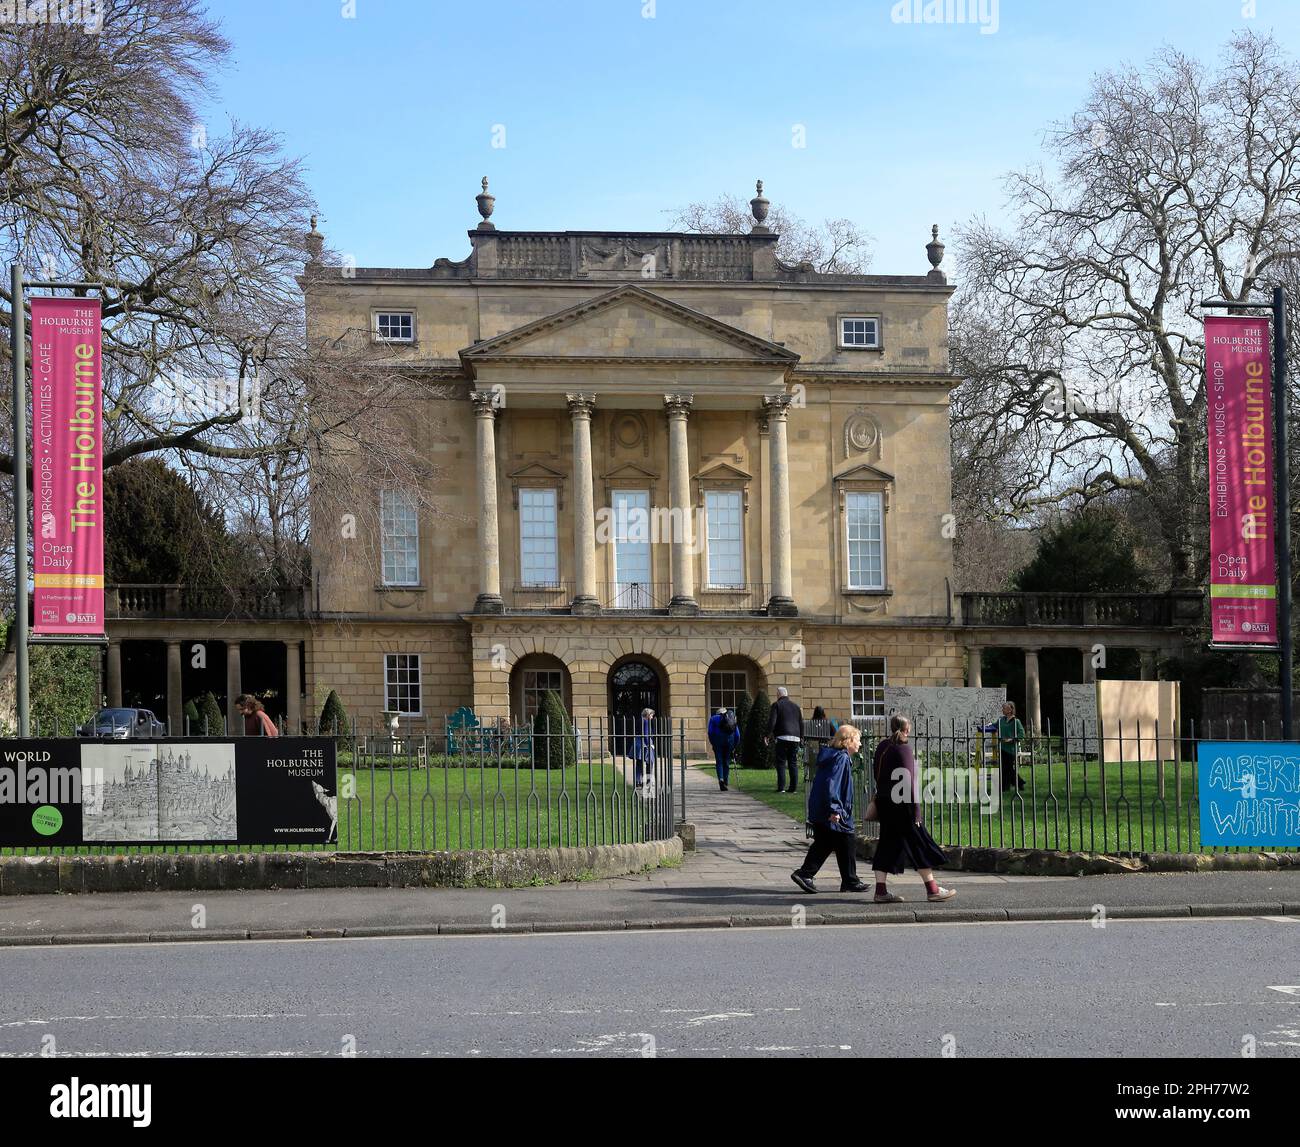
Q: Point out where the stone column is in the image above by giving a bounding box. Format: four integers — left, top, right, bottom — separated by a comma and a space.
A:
567, 393, 600, 615
763, 394, 796, 616
1023, 647, 1042, 734
471, 390, 504, 613
226, 641, 241, 734
1081, 645, 1097, 684
285, 641, 302, 733
106, 640, 123, 708
664, 393, 698, 615
967, 645, 982, 688
166, 640, 183, 735
1139, 649, 1157, 680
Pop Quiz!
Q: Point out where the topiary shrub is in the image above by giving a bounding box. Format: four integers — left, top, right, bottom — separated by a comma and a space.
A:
183, 699, 201, 732
318, 689, 351, 747
741, 690, 772, 769
531, 690, 577, 770
732, 693, 752, 763
199, 692, 225, 736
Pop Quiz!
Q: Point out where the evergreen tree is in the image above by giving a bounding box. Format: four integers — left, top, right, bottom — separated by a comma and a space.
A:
532, 690, 577, 770
1013, 506, 1153, 594
318, 689, 351, 747
198, 692, 225, 736
742, 691, 773, 770
732, 692, 752, 763
183, 699, 201, 731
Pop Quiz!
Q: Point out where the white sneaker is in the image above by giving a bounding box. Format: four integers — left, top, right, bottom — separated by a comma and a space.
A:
927, 886, 956, 902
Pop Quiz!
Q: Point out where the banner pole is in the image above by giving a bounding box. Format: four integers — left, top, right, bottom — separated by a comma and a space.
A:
1274, 286, 1294, 739
10, 262, 28, 737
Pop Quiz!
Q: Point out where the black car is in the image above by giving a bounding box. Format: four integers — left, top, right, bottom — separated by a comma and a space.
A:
79, 707, 167, 739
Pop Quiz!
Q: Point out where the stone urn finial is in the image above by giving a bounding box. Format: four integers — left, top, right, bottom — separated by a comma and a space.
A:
305, 214, 324, 262
476, 176, 496, 230
926, 224, 946, 282
750, 179, 770, 232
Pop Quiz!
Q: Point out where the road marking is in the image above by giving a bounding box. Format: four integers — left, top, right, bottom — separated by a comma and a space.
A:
1267, 985, 1300, 996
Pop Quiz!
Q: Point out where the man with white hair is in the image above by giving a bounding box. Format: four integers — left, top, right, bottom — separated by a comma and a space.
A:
766, 686, 805, 793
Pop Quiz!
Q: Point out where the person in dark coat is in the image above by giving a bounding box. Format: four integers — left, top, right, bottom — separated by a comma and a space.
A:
871, 714, 955, 904
765, 686, 804, 794
707, 707, 741, 791
791, 724, 868, 894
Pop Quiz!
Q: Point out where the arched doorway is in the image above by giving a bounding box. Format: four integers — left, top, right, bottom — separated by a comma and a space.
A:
509, 653, 572, 724
608, 658, 665, 752
705, 654, 766, 714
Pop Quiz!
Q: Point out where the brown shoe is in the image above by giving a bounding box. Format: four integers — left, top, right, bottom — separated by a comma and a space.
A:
873, 891, 904, 904
927, 886, 957, 902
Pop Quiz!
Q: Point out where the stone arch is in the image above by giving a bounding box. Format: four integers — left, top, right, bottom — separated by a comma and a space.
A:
704, 653, 768, 714
606, 651, 671, 719
508, 652, 572, 724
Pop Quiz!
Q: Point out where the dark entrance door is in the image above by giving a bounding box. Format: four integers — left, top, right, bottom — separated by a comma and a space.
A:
609, 661, 660, 754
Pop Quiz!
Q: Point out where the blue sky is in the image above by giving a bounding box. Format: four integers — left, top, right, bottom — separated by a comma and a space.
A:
200, 0, 1299, 275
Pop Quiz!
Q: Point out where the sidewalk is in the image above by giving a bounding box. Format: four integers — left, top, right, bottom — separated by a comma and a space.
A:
1, 766, 1298, 946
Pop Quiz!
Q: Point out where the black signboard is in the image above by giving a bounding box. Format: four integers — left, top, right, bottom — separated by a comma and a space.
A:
0, 738, 336, 847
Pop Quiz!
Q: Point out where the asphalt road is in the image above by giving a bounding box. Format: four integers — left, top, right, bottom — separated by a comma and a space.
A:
1, 916, 1297, 1058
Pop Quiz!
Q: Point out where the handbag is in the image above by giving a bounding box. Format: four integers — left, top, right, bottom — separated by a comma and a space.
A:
863, 797, 879, 823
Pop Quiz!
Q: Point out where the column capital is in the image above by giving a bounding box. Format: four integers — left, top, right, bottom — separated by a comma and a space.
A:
761, 393, 793, 422
663, 392, 694, 418
565, 392, 596, 418
470, 389, 501, 418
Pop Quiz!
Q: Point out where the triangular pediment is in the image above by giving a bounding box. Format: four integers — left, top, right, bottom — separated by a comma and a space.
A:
601, 461, 659, 483
508, 461, 566, 482
695, 460, 753, 483
834, 462, 895, 484
461, 285, 800, 364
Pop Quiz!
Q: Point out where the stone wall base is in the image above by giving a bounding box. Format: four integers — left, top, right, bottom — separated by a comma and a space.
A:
0, 839, 683, 896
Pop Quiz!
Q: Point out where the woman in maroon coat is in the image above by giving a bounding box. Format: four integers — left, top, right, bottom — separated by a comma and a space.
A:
871, 714, 955, 904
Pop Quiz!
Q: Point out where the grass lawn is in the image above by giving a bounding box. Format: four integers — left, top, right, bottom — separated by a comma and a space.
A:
704, 757, 1247, 855
337, 763, 657, 850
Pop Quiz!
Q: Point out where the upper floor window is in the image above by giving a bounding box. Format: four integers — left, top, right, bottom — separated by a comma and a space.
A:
704, 490, 744, 588
839, 315, 880, 349
519, 488, 559, 587
380, 489, 420, 586
845, 491, 885, 589
374, 311, 414, 342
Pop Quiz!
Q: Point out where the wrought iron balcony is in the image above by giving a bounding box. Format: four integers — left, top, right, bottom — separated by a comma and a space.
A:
958, 590, 1203, 629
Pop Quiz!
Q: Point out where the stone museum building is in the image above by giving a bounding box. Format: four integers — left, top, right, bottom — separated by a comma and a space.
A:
103, 181, 1198, 742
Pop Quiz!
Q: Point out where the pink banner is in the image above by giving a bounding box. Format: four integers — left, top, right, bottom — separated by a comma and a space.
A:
31, 297, 104, 637
1205, 315, 1277, 646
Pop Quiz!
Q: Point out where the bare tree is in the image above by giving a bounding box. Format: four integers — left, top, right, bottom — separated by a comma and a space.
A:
0, 0, 433, 601
952, 31, 1300, 585
665, 191, 873, 273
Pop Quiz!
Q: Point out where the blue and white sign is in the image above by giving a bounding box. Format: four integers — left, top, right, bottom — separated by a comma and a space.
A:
1198, 741, 1300, 848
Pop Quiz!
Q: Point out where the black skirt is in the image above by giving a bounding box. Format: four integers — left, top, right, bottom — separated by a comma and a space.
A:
872, 813, 947, 875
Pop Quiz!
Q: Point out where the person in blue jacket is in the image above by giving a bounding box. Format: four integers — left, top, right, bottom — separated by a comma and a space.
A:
707, 707, 741, 791
791, 723, 869, 893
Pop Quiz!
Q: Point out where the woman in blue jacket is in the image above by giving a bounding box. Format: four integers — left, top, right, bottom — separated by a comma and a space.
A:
706, 707, 741, 791
791, 724, 868, 894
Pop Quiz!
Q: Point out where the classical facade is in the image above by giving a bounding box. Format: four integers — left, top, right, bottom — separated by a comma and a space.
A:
102, 180, 1198, 744
297, 179, 961, 742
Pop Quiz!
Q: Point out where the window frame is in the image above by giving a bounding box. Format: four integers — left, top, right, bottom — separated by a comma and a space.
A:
518, 486, 560, 589
838, 314, 882, 351
849, 656, 887, 724
383, 653, 423, 716
843, 489, 886, 591
703, 488, 745, 590
372, 309, 416, 344
379, 488, 421, 588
